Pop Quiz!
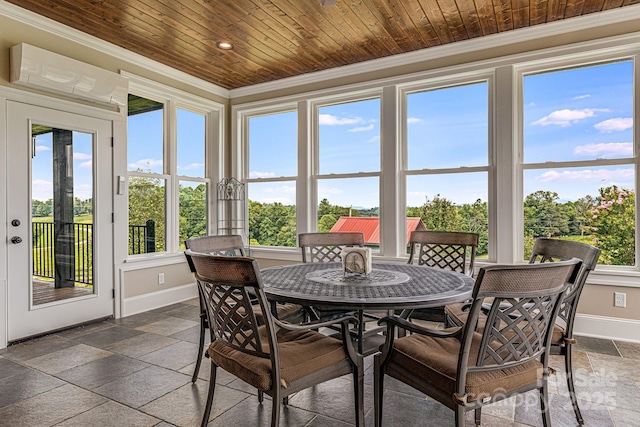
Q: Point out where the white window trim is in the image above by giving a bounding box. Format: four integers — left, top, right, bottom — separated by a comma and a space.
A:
122, 72, 225, 259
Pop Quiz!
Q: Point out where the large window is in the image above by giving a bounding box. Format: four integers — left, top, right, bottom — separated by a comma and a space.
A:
405, 82, 490, 256
127, 92, 218, 256
316, 98, 381, 247
236, 48, 640, 274
246, 110, 297, 247
522, 60, 634, 265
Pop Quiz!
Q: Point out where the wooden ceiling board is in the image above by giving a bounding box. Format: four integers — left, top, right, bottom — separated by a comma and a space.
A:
5, 0, 634, 90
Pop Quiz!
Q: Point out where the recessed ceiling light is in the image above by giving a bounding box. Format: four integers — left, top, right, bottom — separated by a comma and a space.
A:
216, 41, 234, 50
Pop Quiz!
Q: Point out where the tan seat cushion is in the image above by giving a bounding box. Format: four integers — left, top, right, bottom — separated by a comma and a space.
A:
444, 302, 565, 345
389, 331, 542, 403
207, 326, 349, 390
238, 302, 304, 325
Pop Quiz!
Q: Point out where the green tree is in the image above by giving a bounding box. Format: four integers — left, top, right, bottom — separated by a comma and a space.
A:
179, 183, 207, 245
524, 190, 569, 237
584, 186, 634, 265
128, 176, 165, 253
458, 199, 488, 256
318, 214, 338, 232
417, 194, 462, 231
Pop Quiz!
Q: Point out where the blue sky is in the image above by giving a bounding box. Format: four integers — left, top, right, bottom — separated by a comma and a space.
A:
34, 60, 633, 210
249, 60, 634, 209
32, 130, 93, 202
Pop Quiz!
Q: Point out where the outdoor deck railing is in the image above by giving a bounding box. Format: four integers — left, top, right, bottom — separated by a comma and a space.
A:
32, 220, 155, 286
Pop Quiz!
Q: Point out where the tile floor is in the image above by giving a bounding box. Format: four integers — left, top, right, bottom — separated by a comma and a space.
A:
1, 299, 639, 426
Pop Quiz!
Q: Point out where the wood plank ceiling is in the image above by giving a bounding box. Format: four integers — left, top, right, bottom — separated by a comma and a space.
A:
8, 0, 637, 90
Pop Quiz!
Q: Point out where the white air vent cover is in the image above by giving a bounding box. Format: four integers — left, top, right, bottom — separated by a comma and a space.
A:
10, 43, 128, 108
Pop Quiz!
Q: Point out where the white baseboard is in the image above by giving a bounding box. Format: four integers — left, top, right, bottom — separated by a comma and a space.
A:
122, 282, 197, 317
574, 313, 640, 343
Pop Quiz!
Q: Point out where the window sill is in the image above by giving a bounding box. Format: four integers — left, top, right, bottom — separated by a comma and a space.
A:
120, 251, 188, 271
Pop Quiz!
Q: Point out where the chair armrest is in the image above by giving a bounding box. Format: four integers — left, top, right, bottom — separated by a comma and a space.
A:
272, 313, 358, 331
379, 316, 462, 338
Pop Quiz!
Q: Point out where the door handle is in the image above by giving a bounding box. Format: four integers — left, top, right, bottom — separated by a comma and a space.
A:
11, 236, 22, 244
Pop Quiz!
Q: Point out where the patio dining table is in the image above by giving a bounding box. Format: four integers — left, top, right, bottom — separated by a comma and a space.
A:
261, 261, 475, 355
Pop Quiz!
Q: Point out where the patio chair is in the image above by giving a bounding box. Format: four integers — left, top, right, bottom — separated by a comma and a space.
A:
298, 231, 381, 328
374, 259, 582, 427
186, 251, 364, 427
444, 238, 600, 425
404, 230, 479, 322
299, 232, 365, 263
184, 235, 304, 383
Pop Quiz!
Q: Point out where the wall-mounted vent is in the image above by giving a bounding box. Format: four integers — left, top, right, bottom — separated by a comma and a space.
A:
10, 43, 128, 109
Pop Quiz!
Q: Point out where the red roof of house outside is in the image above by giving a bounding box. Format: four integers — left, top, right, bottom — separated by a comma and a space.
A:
329, 217, 427, 245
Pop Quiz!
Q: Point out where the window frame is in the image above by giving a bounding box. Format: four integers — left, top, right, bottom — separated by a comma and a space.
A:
398, 74, 496, 261
232, 43, 640, 281
515, 53, 640, 271
125, 74, 224, 258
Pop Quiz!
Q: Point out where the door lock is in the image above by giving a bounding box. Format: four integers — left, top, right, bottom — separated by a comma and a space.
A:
11, 236, 22, 244
11, 219, 20, 227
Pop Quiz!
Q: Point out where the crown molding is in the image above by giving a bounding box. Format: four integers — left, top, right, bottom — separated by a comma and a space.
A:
230, 5, 640, 98
0, 1, 230, 99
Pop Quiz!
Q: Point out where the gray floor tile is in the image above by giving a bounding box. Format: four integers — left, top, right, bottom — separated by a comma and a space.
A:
614, 340, 640, 360
22, 343, 113, 375
0, 368, 66, 408
55, 400, 161, 427
110, 311, 173, 329
93, 365, 191, 408
138, 340, 200, 371
55, 353, 150, 389
104, 332, 180, 358
140, 381, 250, 426
163, 304, 201, 321
0, 383, 107, 426
204, 395, 317, 427
135, 317, 199, 336
575, 336, 620, 356
0, 335, 76, 362
71, 325, 145, 349
0, 355, 31, 379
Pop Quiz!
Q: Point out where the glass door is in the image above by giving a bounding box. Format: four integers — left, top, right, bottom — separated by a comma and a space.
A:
7, 102, 113, 341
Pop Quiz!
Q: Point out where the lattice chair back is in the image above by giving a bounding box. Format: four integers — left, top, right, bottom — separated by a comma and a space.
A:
299, 232, 365, 263
186, 251, 274, 360
408, 231, 479, 276
529, 238, 600, 332
184, 235, 246, 273
456, 259, 581, 398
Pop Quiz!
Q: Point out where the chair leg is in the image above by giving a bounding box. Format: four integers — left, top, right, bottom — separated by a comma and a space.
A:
271, 388, 281, 427
455, 405, 465, 427
353, 357, 365, 427
373, 355, 384, 427
192, 313, 206, 383
258, 390, 264, 403
565, 344, 584, 425
539, 380, 552, 427
200, 364, 217, 427
474, 407, 481, 426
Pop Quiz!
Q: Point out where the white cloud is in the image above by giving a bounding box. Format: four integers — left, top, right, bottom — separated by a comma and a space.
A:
178, 162, 204, 171
368, 135, 380, 143
318, 187, 344, 196
79, 160, 92, 169
573, 94, 591, 100
531, 108, 609, 127
32, 179, 53, 201
594, 118, 633, 132
128, 159, 163, 170
249, 171, 276, 179
535, 168, 634, 182
574, 142, 632, 157
35, 145, 50, 152
74, 152, 92, 161
349, 124, 374, 132
407, 117, 422, 124
319, 114, 363, 126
